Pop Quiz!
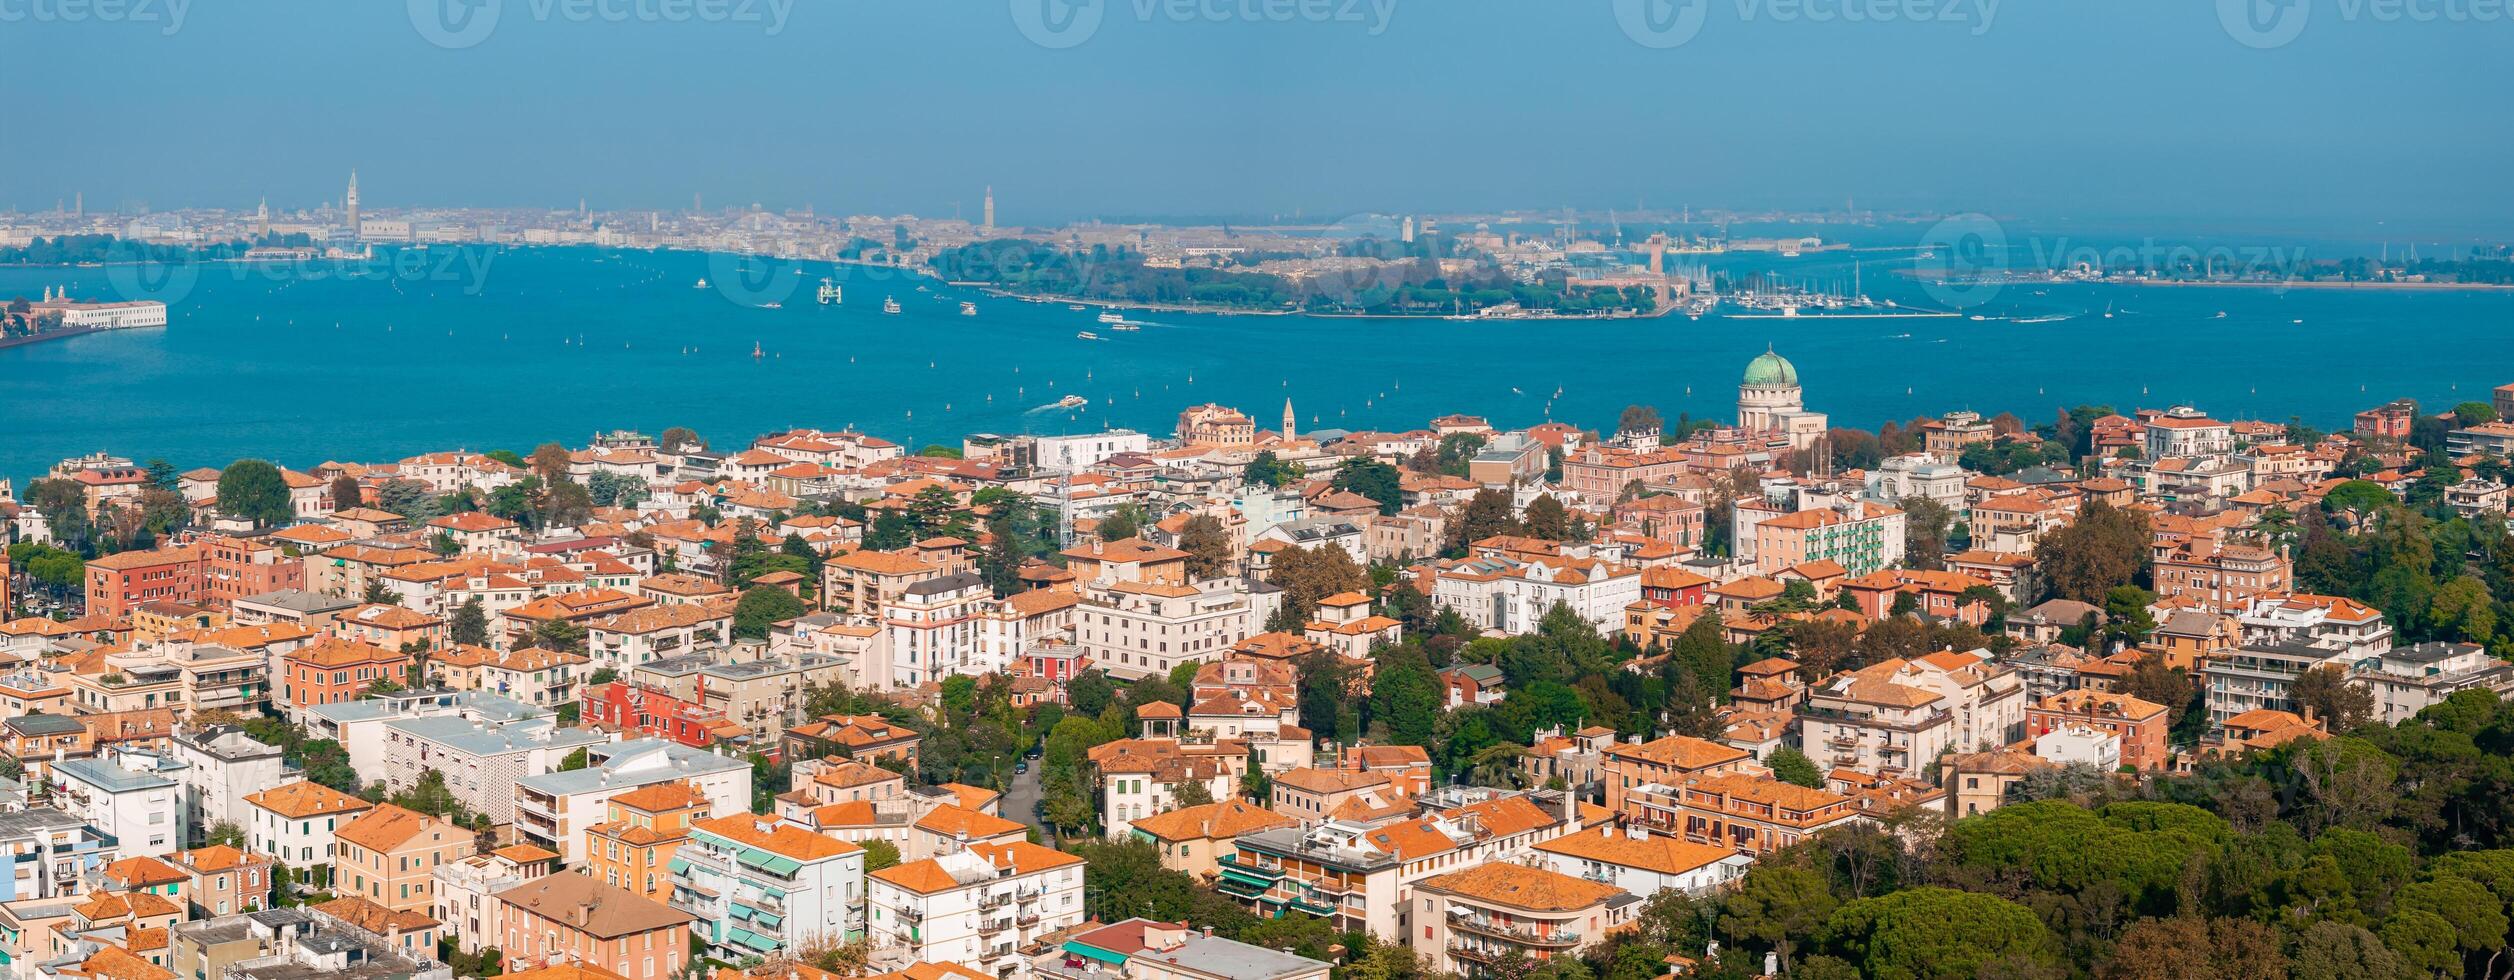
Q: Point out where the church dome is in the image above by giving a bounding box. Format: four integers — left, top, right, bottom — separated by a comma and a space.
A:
1743, 348, 1798, 387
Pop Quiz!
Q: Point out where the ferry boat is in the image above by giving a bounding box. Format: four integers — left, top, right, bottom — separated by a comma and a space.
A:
883, 296, 902, 314
1096, 311, 1125, 324
817, 279, 842, 305
1075, 330, 1101, 340
1055, 394, 1088, 409
960, 301, 978, 317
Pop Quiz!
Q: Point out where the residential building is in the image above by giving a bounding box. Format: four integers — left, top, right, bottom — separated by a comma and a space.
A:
278, 639, 415, 722
511, 740, 751, 864
334, 804, 470, 913
2024, 690, 2169, 771
168, 846, 273, 918
866, 842, 1086, 979
1615, 772, 1867, 857
494, 872, 694, 978
672, 813, 867, 957
376, 715, 611, 824
1075, 579, 1258, 681
2350, 641, 2514, 725
432, 846, 554, 955
1125, 801, 1297, 880
1529, 825, 1751, 898
241, 781, 376, 886
583, 782, 708, 904
1037, 918, 1330, 980
2203, 594, 2393, 728
1411, 861, 1634, 974
48, 748, 186, 857
168, 726, 288, 842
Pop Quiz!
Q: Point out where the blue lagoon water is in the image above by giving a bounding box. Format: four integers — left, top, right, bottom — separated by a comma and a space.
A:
3, 245, 2510, 482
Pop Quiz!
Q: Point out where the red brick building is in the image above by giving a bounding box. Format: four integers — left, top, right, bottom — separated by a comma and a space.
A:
85, 546, 203, 619
280, 639, 414, 716
579, 681, 737, 750
2025, 690, 2170, 771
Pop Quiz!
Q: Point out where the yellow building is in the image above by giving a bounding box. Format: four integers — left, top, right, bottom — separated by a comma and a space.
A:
583, 781, 708, 903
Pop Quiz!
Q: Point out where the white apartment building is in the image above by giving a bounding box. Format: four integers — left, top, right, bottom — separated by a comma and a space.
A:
868, 841, 1087, 978
1797, 651, 2022, 777
377, 715, 613, 824
1431, 555, 1642, 636
2143, 407, 2235, 458
510, 739, 751, 864
673, 813, 868, 958
2349, 641, 2514, 726
884, 572, 993, 689
433, 848, 545, 954
585, 604, 732, 674
1036, 430, 1151, 472
241, 780, 376, 883
1076, 580, 1258, 681
1863, 453, 1967, 512
2204, 594, 2393, 728
1530, 824, 1754, 899
169, 725, 289, 839
48, 748, 186, 857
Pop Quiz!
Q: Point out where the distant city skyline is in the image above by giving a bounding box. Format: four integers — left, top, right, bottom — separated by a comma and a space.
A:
3, 4, 2508, 236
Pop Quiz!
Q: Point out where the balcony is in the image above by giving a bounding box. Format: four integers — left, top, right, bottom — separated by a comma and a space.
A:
977, 918, 1011, 936
1447, 944, 1505, 965
978, 892, 1011, 911
1450, 915, 1581, 948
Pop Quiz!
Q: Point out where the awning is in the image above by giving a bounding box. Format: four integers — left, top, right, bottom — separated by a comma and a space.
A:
735, 930, 780, 953
729, 905, 753, 921
667, 858, 691, 876
753, 912, 783, 929
739, 852, 804, 876
1063, 943, 1129, 967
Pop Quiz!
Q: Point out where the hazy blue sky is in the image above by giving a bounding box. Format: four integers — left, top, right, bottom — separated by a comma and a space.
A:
3, 0, 2507, 234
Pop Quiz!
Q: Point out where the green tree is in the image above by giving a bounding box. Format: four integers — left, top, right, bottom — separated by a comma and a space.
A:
1524, 495, 1572, 541
1243, 451, 1304, 488
1618, 404, 1663, 436
1172, 780, 1214, 807
1331, 457, 1405, 516
2036, 499, 2151, 602
1368, 646, 1441, 746
1178, 514, 1234, 579
733, 586, 808, 639
861, 837, 901, 872
1725, 866, 1837, 971
1817, 887, 2054, 980
1767, 746, 1824, 788
1444, 488, 1522, 555
216, 459, 294, 527
2428, 574, 2496, 645
449, 597, 489, 647
329, 474, 364, 513
1900, 495, 1954, 570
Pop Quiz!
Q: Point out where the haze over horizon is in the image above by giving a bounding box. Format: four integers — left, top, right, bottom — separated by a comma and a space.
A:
3, 0, 2509, 238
